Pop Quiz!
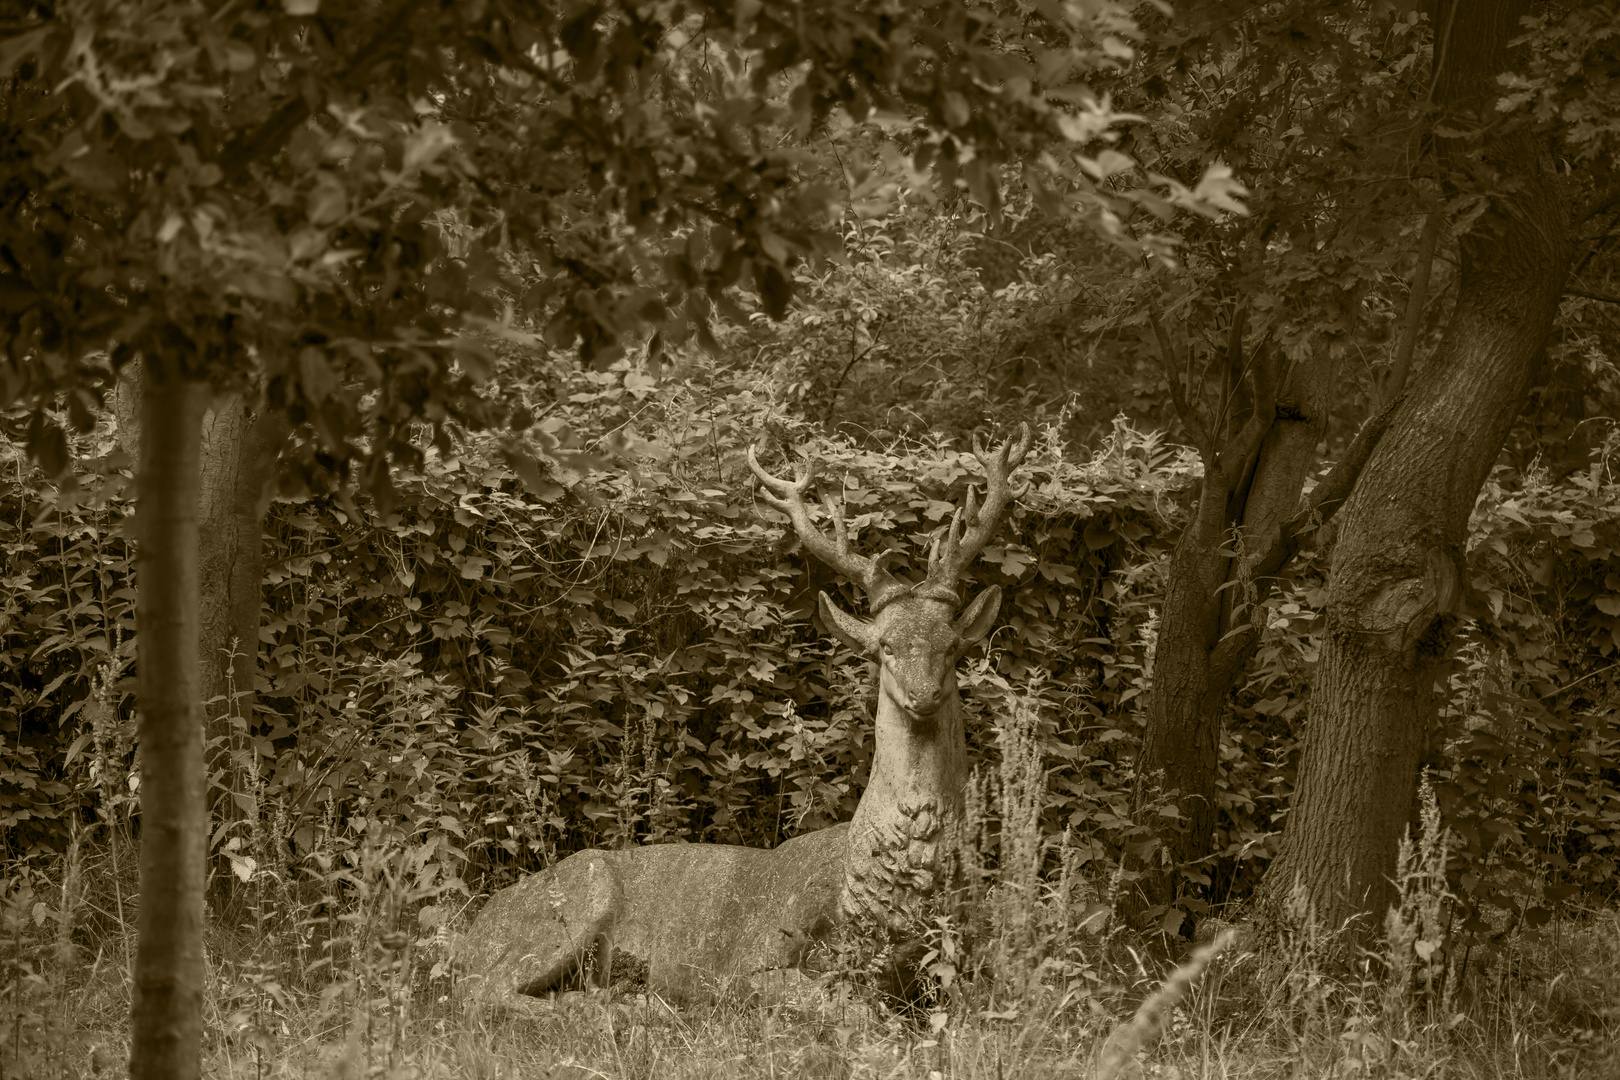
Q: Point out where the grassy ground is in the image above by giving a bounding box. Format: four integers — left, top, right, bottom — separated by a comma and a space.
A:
5, 711, 1616, 1079
3, 831, 1617, 1080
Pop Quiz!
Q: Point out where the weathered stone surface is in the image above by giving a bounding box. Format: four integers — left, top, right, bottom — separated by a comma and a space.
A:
457, 849, 620, 1002
457, 823, 848, 1002
610, 822, 848, 998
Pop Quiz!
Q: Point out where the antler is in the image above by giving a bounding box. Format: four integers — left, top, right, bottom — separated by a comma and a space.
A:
747, 447, 911, 611
923, 422, 1034, 599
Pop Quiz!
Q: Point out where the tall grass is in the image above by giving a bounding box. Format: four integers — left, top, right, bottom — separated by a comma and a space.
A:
3, 687, 1616, 1079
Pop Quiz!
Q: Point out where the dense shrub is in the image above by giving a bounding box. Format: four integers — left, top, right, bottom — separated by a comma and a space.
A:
251, 368, 1195, 893
1436, 436, 1620, 932
4, 374, 1618, 929
0, 371, 1192, 892
4, 259, 1619, 941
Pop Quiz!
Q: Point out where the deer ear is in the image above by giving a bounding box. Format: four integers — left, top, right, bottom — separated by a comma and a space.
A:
818, 591, 878, 657
954, 586, 1002, 652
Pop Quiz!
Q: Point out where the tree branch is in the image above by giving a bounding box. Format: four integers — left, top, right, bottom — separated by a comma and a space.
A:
1206, 392, 1403, 683
1380, 210, 1443, 409
1217, 339, 1280, 488
1575, 180, 1620, 225
1286, 394, 1400, 548
1149, 308, 1215, 458
1218, 302, 1249, 441
822, 314, 888, 425
1564, 284, 1620, 306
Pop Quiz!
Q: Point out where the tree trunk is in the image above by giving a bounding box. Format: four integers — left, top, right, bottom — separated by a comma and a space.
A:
1131, 472, 1231, 896
131, 373, 209, 1080
198, 400, 277, 720
1257, 0, 1572, 939
1129, 344, 1336, 920
119, 363, 280, 797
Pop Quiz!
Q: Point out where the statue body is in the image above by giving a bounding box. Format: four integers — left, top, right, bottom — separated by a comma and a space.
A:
456, 429, 1031, 1003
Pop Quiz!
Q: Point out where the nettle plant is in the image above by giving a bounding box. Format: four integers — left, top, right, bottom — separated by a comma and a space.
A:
0, 424, 134, 857
1434, 435, 1620, 936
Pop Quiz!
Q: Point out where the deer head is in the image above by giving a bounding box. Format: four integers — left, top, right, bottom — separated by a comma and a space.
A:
746, 425, 1033, 724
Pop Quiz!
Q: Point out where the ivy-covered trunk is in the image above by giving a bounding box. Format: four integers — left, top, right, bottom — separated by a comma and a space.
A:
1257, 0, 1572, 939
131, 373, 209, 1080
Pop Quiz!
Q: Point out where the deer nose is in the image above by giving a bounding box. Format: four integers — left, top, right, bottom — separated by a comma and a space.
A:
907, 688, 944, 715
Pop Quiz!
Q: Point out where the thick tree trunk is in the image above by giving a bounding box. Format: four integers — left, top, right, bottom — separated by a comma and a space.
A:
1257, 0, 1571, 939
131, 373, 209, 1080
1130, 345, 1335, 918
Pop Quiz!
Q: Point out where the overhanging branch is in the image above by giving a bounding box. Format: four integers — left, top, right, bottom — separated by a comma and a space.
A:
1382, 211, 1443, 408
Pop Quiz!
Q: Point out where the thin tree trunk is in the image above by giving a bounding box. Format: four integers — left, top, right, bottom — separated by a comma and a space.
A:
198, 400, 278, 720
131, 373, 209, 1080
1214, 342, 1339, 678
1380, 211, 1443, 410
1132, 475, 1230, 896
1257, 0, 1571, 940
1129, 344, 1336, 920
121, 365, 281, 803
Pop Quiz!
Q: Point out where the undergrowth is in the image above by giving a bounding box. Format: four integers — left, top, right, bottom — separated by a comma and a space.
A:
3, 688, 1615, 1080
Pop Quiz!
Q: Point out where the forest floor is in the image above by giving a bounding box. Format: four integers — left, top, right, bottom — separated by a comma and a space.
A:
4, 859, 1618, 1080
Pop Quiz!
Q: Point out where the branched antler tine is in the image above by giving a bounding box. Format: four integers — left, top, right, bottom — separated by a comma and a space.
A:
930, 423, 1033, 585
748, 444, 900, 604
962, 485, 981, 531
927, 505, 962, 579
746, 445, 807, 512
823, 492, 850, 557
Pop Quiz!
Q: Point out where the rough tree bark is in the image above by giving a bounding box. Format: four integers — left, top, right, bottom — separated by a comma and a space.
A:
131, 372, 209, 1080
1257, 0, 1572, 938
197, 402, 278, 717
1129, 337, 1341, 919
117, 366, 279, 744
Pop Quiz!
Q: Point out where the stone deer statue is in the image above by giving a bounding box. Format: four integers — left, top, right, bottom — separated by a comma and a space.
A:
455, 426, 1032, 1003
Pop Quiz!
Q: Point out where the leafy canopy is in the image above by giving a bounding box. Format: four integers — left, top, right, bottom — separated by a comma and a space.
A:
0, 0, 1244, 501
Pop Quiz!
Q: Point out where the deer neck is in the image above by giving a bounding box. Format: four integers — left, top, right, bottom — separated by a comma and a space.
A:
839, 665, 968, 927
864, 668, 967, 811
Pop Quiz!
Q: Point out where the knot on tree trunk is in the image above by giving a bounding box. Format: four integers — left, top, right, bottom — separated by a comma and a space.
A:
1355, 548, 1463, 659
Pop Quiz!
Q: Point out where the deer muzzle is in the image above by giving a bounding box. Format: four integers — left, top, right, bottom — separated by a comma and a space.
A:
893, 684, 946, 719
